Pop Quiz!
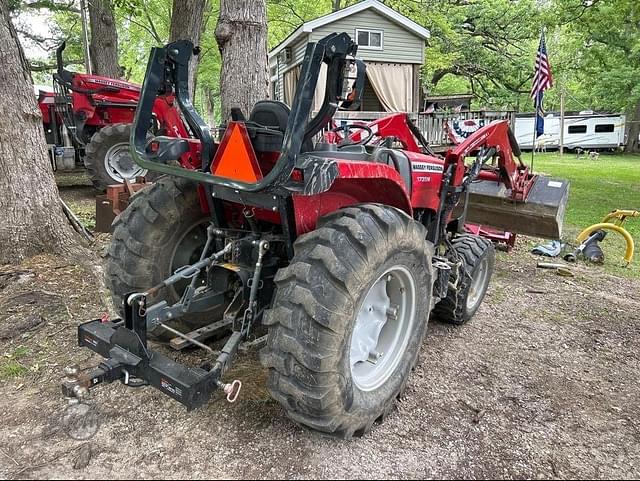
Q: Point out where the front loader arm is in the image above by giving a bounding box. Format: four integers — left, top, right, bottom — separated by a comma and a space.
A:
444, 120, 535, 201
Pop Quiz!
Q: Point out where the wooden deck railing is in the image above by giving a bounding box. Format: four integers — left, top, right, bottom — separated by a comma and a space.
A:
331, 110, 516, 147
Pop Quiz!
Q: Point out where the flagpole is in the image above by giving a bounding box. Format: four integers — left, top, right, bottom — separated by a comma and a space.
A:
531, 100, 538, 172
560, 86, 565, 157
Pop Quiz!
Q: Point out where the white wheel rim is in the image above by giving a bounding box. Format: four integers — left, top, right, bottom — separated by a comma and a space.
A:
350, 266, 417, 392
104, 142, 147, 183
466, 257, 489, 311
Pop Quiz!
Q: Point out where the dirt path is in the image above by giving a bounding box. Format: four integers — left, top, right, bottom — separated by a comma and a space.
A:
1, 241, 639, 479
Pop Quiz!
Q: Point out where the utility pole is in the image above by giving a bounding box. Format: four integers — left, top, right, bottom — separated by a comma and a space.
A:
559, 87, 565, 157
79, 0, 92, 74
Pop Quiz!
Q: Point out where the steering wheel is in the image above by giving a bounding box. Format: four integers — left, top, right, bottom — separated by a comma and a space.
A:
330, 124, 375, 147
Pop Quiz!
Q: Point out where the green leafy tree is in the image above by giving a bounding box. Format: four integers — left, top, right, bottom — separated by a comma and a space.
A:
13, 0, 640, 149
385, 0, 546, 111
553, 0, 640, 152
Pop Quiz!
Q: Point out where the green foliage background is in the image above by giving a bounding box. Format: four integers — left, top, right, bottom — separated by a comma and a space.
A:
12, 0, 640, 120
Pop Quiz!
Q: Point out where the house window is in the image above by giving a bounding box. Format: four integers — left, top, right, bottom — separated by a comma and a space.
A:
595, 124, 615, 133
568, 125, 587, 134
355, 29, 383, 50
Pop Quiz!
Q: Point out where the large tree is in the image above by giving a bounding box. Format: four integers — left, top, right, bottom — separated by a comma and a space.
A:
88, 0, 120, 77
215, 0, 268, 120
384, 0, 543, 110
0, 0, 79, 263
554, 0, 640, 153
169, 0, 208, 98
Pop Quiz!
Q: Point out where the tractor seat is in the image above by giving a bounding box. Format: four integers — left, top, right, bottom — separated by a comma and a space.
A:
372, 147, 413, 193
311, 143, 372, 162
249, 101, 314, 153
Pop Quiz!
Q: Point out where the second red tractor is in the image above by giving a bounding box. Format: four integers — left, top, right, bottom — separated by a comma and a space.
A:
39, 43, 191, 190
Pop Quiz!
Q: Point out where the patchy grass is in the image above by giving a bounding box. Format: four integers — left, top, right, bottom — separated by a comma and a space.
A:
56, 170, 97, 231
531, 152, 640, 278
64, 199, 96, 230
532, 153, 640, 237
54, 170, 93, 188
0, 346, 30, 380
0, 361, 28, 380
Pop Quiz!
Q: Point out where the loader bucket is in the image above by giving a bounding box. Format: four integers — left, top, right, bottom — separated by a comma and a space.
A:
460, 175, 569, 239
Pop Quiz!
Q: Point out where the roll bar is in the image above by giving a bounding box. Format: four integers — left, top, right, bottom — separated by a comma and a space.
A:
130, 33, 363, 193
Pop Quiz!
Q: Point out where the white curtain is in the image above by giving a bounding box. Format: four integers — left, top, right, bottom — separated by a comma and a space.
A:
283, 66, 301, 106
312, 63, 328, 113
365, 63, 413, 112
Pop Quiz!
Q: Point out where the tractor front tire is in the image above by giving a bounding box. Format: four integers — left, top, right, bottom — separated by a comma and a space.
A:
84, 123, 155, 191
261, 204, 434, 437
105, 176, 215, 339
433, 234, 495, 325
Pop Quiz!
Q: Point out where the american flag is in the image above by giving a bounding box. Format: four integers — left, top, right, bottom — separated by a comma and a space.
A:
531, 32, 553, 99
531, 32, 553, 137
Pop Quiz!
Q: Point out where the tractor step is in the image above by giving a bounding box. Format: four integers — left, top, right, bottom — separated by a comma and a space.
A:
169, 318, 233, 351
461, 175, 569, 239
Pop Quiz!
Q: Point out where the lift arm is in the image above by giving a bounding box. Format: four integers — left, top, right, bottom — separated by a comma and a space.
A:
444, 120, 535, 202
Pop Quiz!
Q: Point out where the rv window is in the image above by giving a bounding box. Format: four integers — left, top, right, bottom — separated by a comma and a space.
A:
595, 124, 615, 133
568, 125, 587, 134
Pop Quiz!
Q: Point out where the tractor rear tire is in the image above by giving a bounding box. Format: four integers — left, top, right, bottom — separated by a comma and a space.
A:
432, 234, 495, 325
105, 176, 218, 339
260, 204, 434, 438
84, 123, 157, 191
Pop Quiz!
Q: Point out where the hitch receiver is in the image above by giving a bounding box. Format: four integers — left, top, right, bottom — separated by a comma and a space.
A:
62, 296, 242, 410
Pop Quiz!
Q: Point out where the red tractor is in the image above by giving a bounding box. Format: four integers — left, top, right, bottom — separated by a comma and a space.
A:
39, 43, 190, 190
63, 33, 569, 437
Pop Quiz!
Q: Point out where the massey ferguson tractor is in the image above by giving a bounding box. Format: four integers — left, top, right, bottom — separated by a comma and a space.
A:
40, 43, 189, 190
62, 33, 569, 437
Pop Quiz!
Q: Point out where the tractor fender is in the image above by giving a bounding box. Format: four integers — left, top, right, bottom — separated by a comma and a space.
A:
293, 161, 412, 234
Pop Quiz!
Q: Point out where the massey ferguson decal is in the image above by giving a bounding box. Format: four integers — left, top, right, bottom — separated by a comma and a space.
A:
90, 78, 141, 92
412, 162, 444, 173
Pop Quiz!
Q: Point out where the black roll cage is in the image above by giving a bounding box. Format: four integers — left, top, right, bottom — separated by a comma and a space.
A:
130, 33, 363, 194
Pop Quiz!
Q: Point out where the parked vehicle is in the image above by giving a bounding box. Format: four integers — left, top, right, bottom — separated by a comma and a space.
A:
514, 111, 626, 151
39, 43, 190, 190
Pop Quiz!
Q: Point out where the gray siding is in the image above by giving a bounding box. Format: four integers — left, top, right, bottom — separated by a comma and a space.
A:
309, 9, 424, 64
269, 34, 309, 102
292, 37, 308, 65
268, 8, 425, 107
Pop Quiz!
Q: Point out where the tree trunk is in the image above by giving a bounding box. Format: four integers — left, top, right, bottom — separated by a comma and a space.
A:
206, 87, 217, 126
170, 0, 207, 99
215, 0, 268, 121
624, 100, 640, 153
332, 0, 342, 12
88, 0, 120, 78
0, 2, 80, 264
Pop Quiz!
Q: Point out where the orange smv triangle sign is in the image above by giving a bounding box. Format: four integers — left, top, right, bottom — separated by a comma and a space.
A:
212, 121, 263, 183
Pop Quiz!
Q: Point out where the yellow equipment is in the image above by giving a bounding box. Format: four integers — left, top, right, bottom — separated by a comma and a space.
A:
576, 210, 639, 265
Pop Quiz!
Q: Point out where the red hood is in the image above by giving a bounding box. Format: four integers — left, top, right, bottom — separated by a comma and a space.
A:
74, 73, 141, 94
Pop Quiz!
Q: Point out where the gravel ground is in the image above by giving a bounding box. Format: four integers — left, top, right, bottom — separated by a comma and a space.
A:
1, 241, 639, 480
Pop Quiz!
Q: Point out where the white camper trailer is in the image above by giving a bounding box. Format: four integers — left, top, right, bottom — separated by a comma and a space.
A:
514, 112, 626, 150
